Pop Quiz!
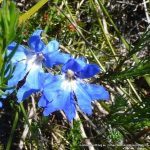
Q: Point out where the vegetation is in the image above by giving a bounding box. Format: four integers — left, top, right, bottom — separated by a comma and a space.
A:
0, 0, 150, 149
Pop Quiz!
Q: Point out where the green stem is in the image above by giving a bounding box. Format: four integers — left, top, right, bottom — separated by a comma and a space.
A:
98, 0, 129, 49
90, 0, 117, 61
144, 75, 150, 86
6, 111, 19, 150
127, 79, 142, 102
20, 103, 31, 131
98, 0, 150, 87
89, 48, 106, 72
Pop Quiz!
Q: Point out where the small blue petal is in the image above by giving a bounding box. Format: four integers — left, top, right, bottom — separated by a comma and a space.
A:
43, 89, 70, 116
43, 76, 63, 101
17, 84, 38, 102
7, 42, 17, 50
74, 82, 92, 115
42, 40, 71, 67
7, 62, 28, 89
43, 104, 57, 116
63, 92, 76, 121
42, 73, 57, 87
38, 95, 48, 107
62, 58, 86, 73
42, 40, 59, 54
43, 76, 72, 116
8, 42, 27, 53
25, 65, 43, 89
79, 64, 100, 78
38, 72, 53, 88
45, 88, 67, 106
77, 57, 87, 62
28, 31, 45, 52
31, 29, 43, 36
17, 72, 52, 102
7, 42, 28, 64
79, 83, 110, 100
0, 101, 2, 108
44, 51, 71, 67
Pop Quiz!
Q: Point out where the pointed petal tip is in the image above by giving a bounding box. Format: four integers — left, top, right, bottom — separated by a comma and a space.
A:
50, 40, 59, 46
42, 39, 59, 55
101, 91, 110, 100
0, 101, 3, 108
32, 29, 43, 36
38, 96, 47, 107
43, 109, 50, 116
17, 99, 22, 103
79, 64, 100, 78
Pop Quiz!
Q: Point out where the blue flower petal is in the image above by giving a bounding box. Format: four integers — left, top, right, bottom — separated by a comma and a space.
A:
79, 64, 100, 78
28, 30, 45, 53
43, 76, 63, 101
43, 73, 57, 86
63, 92, 76, 121
43, 76, 73, 117
44, 51, 71, 67
25, 65, 43, 89
42, 40, 71, 67
17, 84, 39, 102
44, 88, 69, 107
0, 101, 2, 108
38, 72, 53, 88
79, 83, 110, 100
7, 62, 28, 89
7, 42, 28, 64
31, 29, 43, 36
43, 89, 70, 116
74, 82, 92, 115
43, 104, 57, 116
61, 58, 86, 73
38, 95, 48, 107
42, 40, 59, 54
17, 72, 52, 102
77, 57, 87, 62
8, 42, 27, 52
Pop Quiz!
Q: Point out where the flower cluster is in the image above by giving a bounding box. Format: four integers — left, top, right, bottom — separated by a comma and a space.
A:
4, 30, 109, 121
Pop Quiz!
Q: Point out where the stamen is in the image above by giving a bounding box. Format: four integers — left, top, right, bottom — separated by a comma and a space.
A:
66, 69, 75, 80
36, 53, 45, 62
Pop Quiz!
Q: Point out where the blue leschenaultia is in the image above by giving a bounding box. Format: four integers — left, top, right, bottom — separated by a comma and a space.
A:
5, 30, 71, 95
39, 58, 110, 121
4, 29, 109, 121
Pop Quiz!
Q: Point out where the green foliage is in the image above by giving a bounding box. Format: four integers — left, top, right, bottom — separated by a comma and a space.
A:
127, 30, 150, 60
108, 58, 150, 80
107, 96, 150, 138
107, 127, 123, 144
67, 120, 82, 150
0, 0, 18, 92
0, 1, 18, 53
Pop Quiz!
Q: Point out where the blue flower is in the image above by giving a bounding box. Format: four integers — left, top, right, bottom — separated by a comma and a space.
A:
5, 30, 71, 95
0, 101, 2, 108
17, 72, 52, 102
39, 58, 110, 121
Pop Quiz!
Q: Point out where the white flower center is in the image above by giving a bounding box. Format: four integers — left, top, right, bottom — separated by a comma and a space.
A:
66, 69, 75, 80
60, 74, 77, 92
36, 53, 45, 62
26, 53, 44, 70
